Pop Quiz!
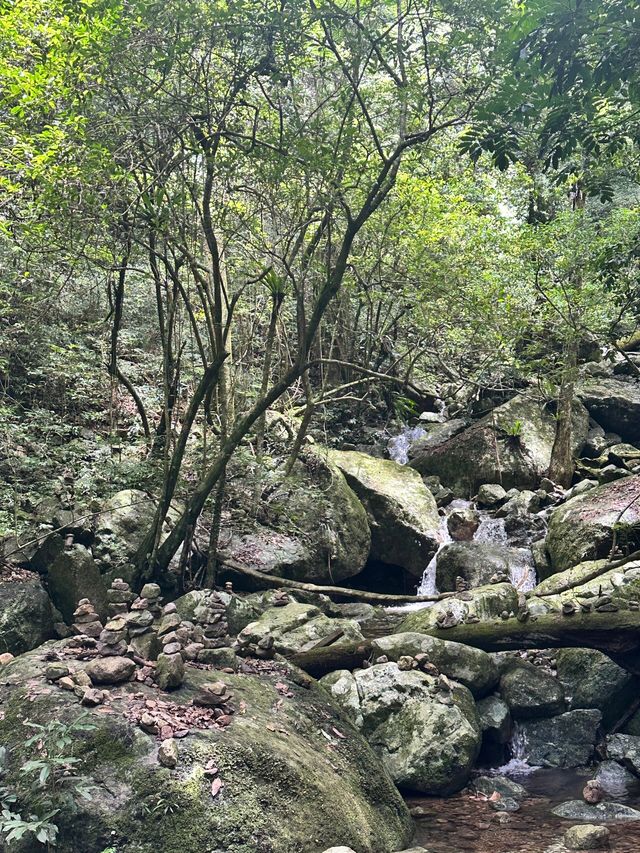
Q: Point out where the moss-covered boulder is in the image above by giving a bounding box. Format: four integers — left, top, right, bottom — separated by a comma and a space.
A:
225, 454, 371, 584
0, 574, 54, 655
320, 662, 480, 795
499, 660, 565, 719
409, 392, 588, 495
47, 544, 109, 623
238, 601, 364, 655
518, 709, 602, 767
398, 583, 519, 633
578, 377, 640, 444
371, 632, 499, 698
555, 648, 639, 729
435, 542, 513, 591
546, 475, 640, 572
0, 642, 412, 853
328, 449, 440, 577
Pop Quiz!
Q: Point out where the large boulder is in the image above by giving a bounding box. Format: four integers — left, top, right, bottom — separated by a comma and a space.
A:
93, 490, 158, 587
546, 475, 640, 572
499, 661, 565, 719
578, 376, 640, 444
225, 454, 371, 584
328, 450, 440, 577
0, 642, 413, 853
518, 709, 601, 767
409, 392, 588, 495
371, 632, 498, 698
555, 648, 639, 729
0, 574, 55, 655
47, 544, 109, 623
321, 662, 480, 795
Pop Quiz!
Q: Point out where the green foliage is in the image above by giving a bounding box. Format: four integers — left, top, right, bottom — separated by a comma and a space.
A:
0, 713, 96, 849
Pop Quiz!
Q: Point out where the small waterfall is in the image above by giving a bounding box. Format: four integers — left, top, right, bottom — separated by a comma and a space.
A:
494, 726, 539, 776
387, 426, 426, 465
509, 547, 537, 591
475, 514, 508, 544
417, 512, 453, 596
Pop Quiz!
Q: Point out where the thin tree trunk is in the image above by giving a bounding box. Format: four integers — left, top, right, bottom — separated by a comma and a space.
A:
548, 337, 578, 487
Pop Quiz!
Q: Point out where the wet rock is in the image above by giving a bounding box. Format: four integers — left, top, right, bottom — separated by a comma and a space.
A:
499, 661, 565, 719
519, 709, 601, 767
435, 542, 513, 592
606, 733, 640, 775
447, 508, 480, 542
329, 449, 440, 577
595, 760, 637, 796
552, 800, 640, 821
372, 632, 498, 698
85, 655, 135, 685
473, 775, 526, 800
563, 824, 610, 850
491, 796, 520, 812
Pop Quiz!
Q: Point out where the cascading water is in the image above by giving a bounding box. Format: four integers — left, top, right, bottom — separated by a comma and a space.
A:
387, 426, 427, 465
493, 726, 539, 777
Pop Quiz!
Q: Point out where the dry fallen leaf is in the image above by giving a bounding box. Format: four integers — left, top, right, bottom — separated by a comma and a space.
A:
211, 778, 222, 798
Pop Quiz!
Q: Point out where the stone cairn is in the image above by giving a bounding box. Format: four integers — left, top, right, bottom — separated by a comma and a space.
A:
72, 599, 103, 638
107, 578, 135, 617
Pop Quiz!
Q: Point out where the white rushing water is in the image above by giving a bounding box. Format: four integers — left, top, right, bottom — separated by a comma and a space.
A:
387, 425, 427, 465
493, 727, 539, 777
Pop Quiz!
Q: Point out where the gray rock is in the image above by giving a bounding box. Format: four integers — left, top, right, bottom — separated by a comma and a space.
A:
564, 824, 610, 850
476, 484, 508, 508
553, 800, 640, 821
47, 544, 108, 623
607, 733, 640, 775
329, 449, 440, 577
577, 376, 640, 443
546, 474, 640, 572
157, 738, 179, 768
476, 695, 511, 743
372, 632, 498, 698
519, 709, 601, 767
323, 661, 481, 795
555, 647, 638, 729
409, 392, 588, 495
499, 661, 565, 719
447, 508, 480, 542
435, 542, 513, 591
400, 583, 519, 632
473, 775, 526, 800
238, 602, 363, 655
85, 655, 135, 685
0, 577, 54, 655
595, 760, 637, 797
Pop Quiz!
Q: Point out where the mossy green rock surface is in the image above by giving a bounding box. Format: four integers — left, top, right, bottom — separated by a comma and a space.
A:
0, 575, 54, 655
0, 642, 412, 853
499, 660, 565, 719
328, 449, 440, 576
409, 392, 588, 495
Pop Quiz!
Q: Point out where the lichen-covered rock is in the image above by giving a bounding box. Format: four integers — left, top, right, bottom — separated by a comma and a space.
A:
518, 709, 601, 767
476, 695, 511, 743
555, 648, 638, 729
607, 733, 640, 775
238, 602, 364, 655
409, 392, 588, 495
477, 484, 508, 508
546, 475, 640, 572
328, 449, 440, 577
552, 800, 640, 821
371, 632, 498, 698
85, 655, 136, 685
0, 575, 54, 655
578, 376, 640, 443
564, 824, 610, 850
499, 661, 565, 719
0, 642, 413, 853
322, 662, 481, 795
226, 454, 371, 584
473, 775, 525, 800
399, 583, 519, 633
47, 544, 108, 623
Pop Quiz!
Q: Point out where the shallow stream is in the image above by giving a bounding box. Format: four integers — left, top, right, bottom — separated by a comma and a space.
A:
408, 768, 640, 852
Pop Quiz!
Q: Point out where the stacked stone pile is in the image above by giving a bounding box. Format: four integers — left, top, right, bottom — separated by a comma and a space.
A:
107, 578, 135, 617
71, 599, 103, 638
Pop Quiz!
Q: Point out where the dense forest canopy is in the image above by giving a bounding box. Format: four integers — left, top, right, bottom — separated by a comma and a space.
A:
2, 0, 639, 563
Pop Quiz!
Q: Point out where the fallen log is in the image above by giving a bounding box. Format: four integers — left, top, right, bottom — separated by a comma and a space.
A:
218, 554, 455, 605
531, 549, 640, 598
